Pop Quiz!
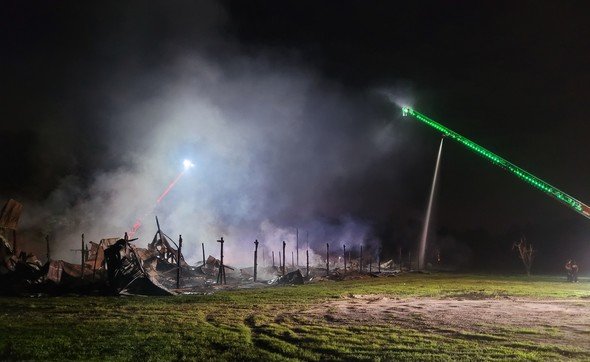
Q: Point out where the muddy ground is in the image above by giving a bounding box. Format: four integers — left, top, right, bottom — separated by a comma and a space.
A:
301, 294, 590, 351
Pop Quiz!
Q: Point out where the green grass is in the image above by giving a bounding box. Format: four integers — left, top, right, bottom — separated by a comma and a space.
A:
0, 273, 588, 361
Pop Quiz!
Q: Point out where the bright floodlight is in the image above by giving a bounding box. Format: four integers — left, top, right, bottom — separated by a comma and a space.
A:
183, 159, 194, 170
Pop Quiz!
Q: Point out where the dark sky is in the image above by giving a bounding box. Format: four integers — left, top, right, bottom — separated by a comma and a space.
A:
2, 1, 590, 269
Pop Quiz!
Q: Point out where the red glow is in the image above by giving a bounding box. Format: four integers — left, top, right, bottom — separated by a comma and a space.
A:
156, 170, 186, 204
128, 169, 186, 237
128, 219, 142, 238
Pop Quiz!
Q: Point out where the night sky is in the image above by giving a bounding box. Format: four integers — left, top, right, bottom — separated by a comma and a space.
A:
2, 1, 590, 271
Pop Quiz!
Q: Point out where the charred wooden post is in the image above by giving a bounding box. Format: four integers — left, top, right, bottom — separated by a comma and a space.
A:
216, 237, 226, 284
279, 251, 282, 270
156, 216, 165, 259
291, 251, 294, 268
45, 234, 50, 262
378, 247, 381, 273
282, 240, 286, 276
176, 235, 183, 288
296, 228, 299, 266
202, 243, 205, 266
253, 239, 259, 282
326, 243, 330, 276
272, 251, 275, 267
124, 232, 128, 254
343, 244, 347, 272
306, 249, 309, 277
360, 245, 363, 272
81, 233, 85, 279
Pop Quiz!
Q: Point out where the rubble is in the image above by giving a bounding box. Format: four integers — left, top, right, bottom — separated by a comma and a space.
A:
0, 199, 179, 296
0, 199, 409, 297
276, 269, 304, 285
103, 239, 173, 296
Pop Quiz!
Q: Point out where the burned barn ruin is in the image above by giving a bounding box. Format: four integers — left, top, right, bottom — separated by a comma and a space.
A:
0, 199, 404, 297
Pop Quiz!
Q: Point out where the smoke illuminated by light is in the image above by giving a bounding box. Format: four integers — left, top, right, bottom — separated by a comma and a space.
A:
37, 54, 389, 264
128, 159, 194, 237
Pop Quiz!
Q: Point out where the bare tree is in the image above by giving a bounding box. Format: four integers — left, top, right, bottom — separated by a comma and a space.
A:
513, 236, 535, 276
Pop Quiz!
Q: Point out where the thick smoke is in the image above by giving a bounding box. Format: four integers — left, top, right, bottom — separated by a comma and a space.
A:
24, 58, 394, 265
12, 2, 405, 265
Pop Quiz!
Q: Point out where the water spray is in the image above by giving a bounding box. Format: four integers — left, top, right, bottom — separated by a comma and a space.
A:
401, 107, 590, 220
418, 137, 444, 270
128, 159, 195, 237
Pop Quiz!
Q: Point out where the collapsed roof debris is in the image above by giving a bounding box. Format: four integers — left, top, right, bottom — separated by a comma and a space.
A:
0, 199, 22, 258
104, 238, 173, 296
276, 269, 304, 285
0, 199, 23, 231
0, 200, 179, 296
0, 235, 47, 295
0, 199, 404, 297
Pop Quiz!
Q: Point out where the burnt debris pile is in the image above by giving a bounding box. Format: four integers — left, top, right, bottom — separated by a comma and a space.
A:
0, 200, 405, 297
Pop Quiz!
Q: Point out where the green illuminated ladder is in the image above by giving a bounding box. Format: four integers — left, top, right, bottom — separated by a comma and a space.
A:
402, 107, 590, 220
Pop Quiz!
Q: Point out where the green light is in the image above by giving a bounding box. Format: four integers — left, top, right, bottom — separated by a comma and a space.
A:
403, 108, 590, 220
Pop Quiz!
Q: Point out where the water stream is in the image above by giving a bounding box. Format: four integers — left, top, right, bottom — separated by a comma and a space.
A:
418, 137, 444, 270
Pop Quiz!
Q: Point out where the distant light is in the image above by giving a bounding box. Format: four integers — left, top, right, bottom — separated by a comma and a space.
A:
183, 159, 194, 170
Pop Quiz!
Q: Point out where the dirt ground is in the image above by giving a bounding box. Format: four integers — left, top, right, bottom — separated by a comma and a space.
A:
303, 294, 590, 350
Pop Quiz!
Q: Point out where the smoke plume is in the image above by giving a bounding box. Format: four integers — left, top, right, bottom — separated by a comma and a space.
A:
8, 1, 410, 266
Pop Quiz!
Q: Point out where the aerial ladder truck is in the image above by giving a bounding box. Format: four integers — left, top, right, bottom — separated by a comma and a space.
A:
401, 107, 590, 220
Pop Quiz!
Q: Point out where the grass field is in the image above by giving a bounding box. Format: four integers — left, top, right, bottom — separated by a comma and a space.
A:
0, 273, 589, 361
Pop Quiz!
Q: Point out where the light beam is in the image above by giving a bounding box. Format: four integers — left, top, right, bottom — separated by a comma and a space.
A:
128, 160, 194, 237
